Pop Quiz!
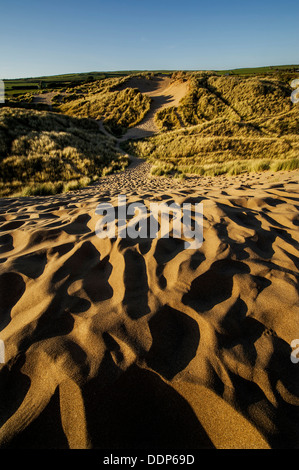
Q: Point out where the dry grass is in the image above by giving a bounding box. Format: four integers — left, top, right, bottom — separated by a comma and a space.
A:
1, 72, 298, 195
155, 72, 294, 130
123, 73, 299, 177
56, 75, 152, 136
0, 107, 129, 196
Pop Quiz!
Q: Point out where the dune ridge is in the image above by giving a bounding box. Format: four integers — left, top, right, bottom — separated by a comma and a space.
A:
0, 162, 298, 449
100, 74, 189, 140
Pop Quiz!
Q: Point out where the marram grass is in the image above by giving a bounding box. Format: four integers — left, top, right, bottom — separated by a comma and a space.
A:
0, 107, 129, 197
150, 157, 299, 178
1, 71, 299, 196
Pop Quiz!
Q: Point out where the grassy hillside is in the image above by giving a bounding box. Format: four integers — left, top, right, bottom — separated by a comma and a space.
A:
0, 73, 154, 197
3, 71, 135, 98
1, 68, 298, 197
56, 75, 152, 136
215, 64, 299, 76
4, 64, 298, 95
0, 107, 128, 197
4, 74, 153, 137
154, 73, 293, 130
3, 71, 172, 99
123, 72, 299, 176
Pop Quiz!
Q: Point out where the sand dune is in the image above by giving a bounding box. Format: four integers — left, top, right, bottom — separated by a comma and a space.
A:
33, 75, 189, 140
116, 75, 189, 139
0, 161, 298, 449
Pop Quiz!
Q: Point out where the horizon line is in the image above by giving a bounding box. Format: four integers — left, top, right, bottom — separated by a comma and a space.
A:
3, 63, 299, 81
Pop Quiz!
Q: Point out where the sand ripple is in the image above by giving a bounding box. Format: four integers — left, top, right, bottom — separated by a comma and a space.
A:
0, 166, 298, 449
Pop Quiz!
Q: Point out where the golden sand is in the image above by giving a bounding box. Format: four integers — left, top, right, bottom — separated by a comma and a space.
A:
0, 162, 298, 449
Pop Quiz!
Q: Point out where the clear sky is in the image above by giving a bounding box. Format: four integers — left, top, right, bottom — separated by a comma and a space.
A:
1, 0, 298, 79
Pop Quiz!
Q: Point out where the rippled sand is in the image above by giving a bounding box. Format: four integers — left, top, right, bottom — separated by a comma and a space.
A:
0, 164, 298, 449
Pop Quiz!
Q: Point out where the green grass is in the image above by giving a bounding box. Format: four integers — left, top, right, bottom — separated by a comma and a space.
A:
215, 64, 299, 76
2, 70, 173, 99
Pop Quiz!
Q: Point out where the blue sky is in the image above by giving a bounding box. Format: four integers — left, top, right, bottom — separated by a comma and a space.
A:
1, 0, 298, 78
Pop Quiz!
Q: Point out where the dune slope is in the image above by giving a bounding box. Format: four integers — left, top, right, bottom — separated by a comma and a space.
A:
112, 75, 189, 139
0, 163, 298, 449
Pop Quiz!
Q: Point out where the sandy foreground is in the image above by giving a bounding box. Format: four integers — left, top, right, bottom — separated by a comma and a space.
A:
0, 160, 298, 450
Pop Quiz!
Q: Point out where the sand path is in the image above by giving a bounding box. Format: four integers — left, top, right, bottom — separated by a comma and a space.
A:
33, 75, 189, 140
32, 92, 58, 109
96, 75, 189, 170
105, 75, 189, 140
